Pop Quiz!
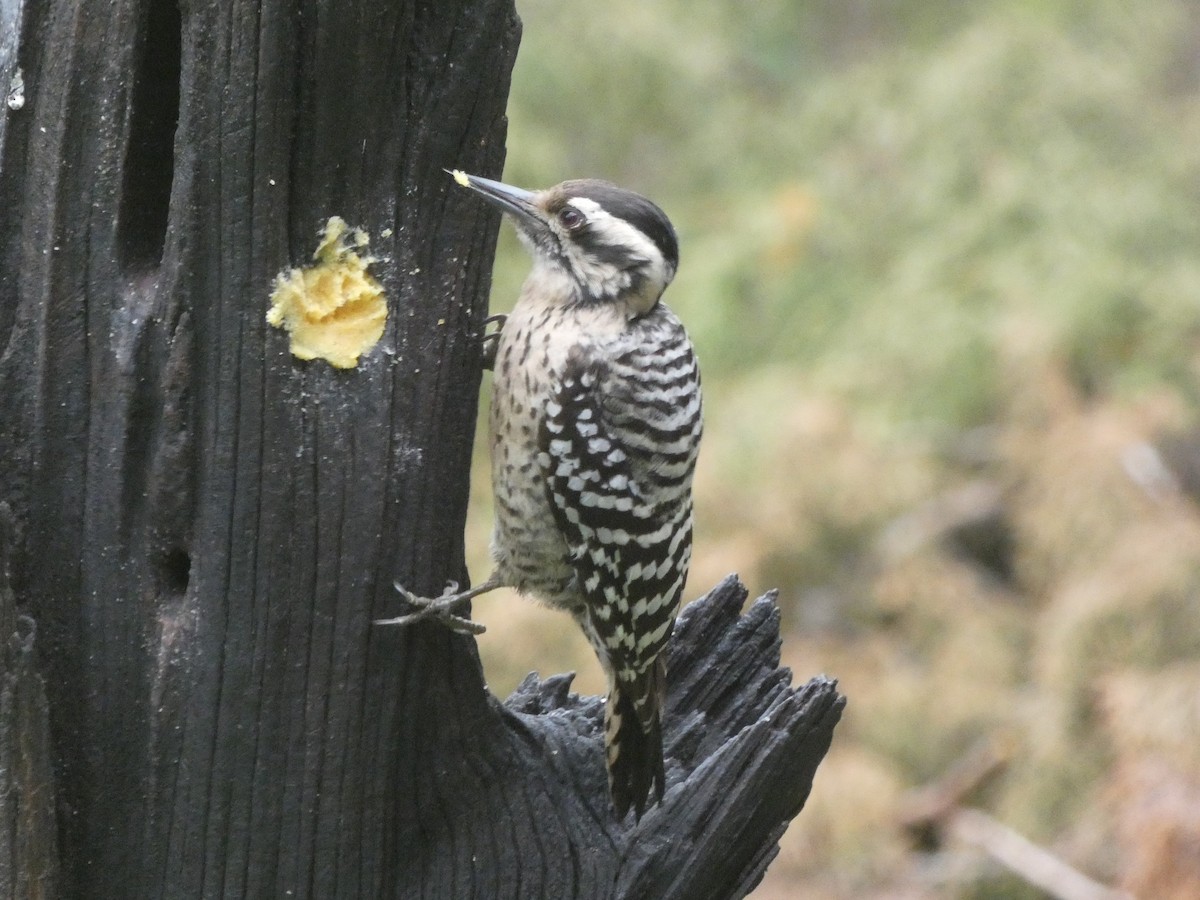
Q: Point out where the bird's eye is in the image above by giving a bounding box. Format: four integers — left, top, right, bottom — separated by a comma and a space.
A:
558, 207, 586, 231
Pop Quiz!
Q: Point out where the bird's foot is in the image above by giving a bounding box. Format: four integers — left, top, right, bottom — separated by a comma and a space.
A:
480, 314, 507, 371
376, 581, 487, 635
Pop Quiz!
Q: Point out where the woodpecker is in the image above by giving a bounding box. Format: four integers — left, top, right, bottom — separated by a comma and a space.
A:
379, 170, 703, 820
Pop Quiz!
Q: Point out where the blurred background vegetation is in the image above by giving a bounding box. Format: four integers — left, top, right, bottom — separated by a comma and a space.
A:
462, 1, 1200, 896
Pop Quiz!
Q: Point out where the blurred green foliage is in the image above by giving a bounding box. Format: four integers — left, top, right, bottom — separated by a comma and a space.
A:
494, 0, 1200, 428
470, 1, 1200, 896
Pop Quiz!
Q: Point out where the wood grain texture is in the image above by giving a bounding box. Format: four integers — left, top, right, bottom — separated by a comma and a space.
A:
504, 576, 844, 900
0, 1, 842, 896
0, 504, 60, 899
1, 0, 518, 894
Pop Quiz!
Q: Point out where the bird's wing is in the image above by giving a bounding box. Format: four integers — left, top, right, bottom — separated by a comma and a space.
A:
537, 334, 701, 693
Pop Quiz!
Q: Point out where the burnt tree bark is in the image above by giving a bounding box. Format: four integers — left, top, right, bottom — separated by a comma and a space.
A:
0, 0, 843, 897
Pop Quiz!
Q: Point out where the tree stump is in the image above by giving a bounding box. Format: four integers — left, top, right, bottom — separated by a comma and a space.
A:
0, 0, 843, 896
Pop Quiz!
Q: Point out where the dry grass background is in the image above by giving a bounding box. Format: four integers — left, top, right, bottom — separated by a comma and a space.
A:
456, 2, 1200, 895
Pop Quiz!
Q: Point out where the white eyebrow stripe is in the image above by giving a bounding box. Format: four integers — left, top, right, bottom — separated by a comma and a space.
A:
566, 199, 663, 266
569, 197, 603, 216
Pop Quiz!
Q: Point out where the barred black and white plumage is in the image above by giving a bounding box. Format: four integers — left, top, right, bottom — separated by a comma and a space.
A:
380, 171, 703, 820
539, 316, 700, 813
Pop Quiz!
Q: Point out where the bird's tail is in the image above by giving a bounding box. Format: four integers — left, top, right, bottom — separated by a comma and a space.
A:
604, 658, 667, 820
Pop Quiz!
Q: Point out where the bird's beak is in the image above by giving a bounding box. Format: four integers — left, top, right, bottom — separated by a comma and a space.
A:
447, 170, 543, 231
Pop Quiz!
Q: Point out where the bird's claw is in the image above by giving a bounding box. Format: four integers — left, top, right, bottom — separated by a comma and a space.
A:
376, 581, 487, 635
480, 314, 507, 371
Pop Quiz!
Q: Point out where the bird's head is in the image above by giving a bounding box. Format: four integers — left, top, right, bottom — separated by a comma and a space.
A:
450, 171, 679, 316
